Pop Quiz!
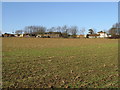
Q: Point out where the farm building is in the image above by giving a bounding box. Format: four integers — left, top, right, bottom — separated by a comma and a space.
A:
76, 35, 86, 38
14, 34, 21, 37
2, 33, 15, 37
49, 32, 62, 38
97, 31, 108, 38
23, 34, 30, 37
36, 32, 62, 38
36, 34, 42, 38
14, 34, 30, 37
87, 34, 100, 38
87, 31, 110, 38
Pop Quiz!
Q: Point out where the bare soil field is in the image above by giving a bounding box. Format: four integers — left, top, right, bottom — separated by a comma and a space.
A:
2, 38, 118, 88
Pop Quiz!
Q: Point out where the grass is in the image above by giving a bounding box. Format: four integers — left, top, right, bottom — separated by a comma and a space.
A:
2, 38, 118, 88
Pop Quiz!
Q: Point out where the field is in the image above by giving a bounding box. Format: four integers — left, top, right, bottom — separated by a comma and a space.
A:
2, 38, 118, 88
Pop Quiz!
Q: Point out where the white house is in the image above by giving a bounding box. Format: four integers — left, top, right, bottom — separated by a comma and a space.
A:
87, 34, 100, 38
97, 31, 108, 38
36, 34, 42, 38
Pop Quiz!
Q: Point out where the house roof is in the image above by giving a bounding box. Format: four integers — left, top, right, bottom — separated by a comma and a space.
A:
98, 31, 106, 33
79, 35, 84, 36
48, 32, 61, 34
88, 34, 100, 36
4, 33, 14, 35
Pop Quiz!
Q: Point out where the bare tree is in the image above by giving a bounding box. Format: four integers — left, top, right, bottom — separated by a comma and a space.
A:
56, 26, 61, 32
80, 28, 86, 35
24, 26, 46, 34
61, 25, 70, 38
24, 26, 33, 34
109, 23, 120, 36
37, 26, 46, 34
62, 25, 69, 33
109, 28, 117, 36
69, 26, 78, 38
15, 30, 23, 34
48, 27, 56, 32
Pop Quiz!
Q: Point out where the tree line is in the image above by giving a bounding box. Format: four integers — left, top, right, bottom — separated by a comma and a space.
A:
108, 23, 120, 37
15, 23, 120, 38
15, 25, 86, 38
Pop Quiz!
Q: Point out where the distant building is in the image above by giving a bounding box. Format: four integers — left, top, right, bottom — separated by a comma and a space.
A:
23, 34, 30, 37
87, 34, 100, 38
2, 33, 15, 37
49, 32, 62, 38
97, 31, 108, 38
76, 35, 80, 38
14, 34, 21, 37
36, 34, 44, 38
14, 34, 30, 37
36, 32, 61, 38
19, 34, 24, 37
76, 35, 86, 38
87, 31, 110, 38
